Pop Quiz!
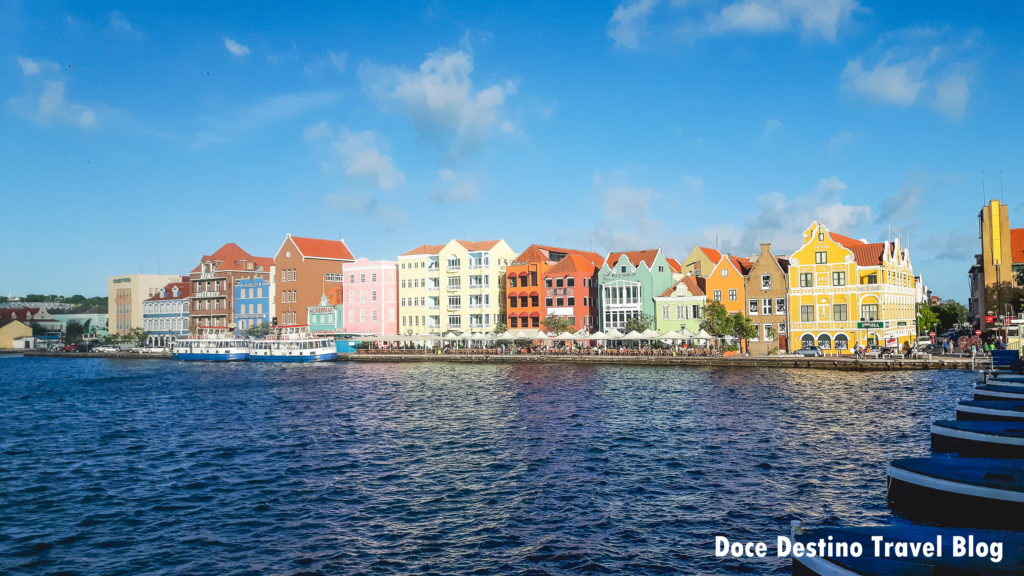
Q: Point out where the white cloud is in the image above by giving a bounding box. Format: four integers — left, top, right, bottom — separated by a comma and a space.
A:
363, 48, 516, 157
709, 1, 786, 34
815, 176, 847, 194
608, 0, 660, 50
17, 56, 42, 75
333, 129, 405, 190
933, 73, 970, 119
878, 172, 926, 221
762, 118, 783, 139
304, 120, 331, 141
304, 50, 347, 76
438, 168, 455, 180
36, 80, 96, 127
224, 38, 250, 56
434, 181, 479, 204
591, 181, 663, 251
107, 11, 133, 33
841, 58, 924, 106
193, 91, 339, 147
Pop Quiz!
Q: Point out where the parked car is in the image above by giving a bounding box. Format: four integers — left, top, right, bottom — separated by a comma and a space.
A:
94, 345, 119, 353
795, 345, 825, 357
139, 346, 166, 354
62, 345, 78, 352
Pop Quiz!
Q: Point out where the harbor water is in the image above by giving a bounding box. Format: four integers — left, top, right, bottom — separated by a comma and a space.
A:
1, 356, 975, 575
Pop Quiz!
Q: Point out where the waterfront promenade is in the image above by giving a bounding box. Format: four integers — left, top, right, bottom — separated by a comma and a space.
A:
18, 349, 987, 371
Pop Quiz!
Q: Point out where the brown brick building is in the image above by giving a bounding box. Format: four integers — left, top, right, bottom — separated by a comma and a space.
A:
743, 243, 790, 355
273, 234, 355, 326
189, 243, 273, 333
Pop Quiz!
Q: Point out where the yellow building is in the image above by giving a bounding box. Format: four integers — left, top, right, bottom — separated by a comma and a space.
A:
788, 222, 916, 354
0, 319, 33, 348
397, 239, 516, 335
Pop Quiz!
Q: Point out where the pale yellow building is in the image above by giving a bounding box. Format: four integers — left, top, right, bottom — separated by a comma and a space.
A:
0, 319, 32, 348
788, 222, 916, 354
397, 239, 516, 335
108, 273, 185, 334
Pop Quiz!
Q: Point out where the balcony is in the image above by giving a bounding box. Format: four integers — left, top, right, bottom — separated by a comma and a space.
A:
194, 291, 221, 298
469, 303, 488, 309
447, 285, 462, 292
468, 284, 490, 291
428, 285, 439, 292
427, 304, 440, 310
468, 261, 487, 269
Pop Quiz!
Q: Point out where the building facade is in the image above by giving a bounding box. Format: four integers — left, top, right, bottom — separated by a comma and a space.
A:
597, 249, 676, 331
234, 278, 271, 331
108, 274, 184, 335
653, 276, 706, 334
704, 255, 752, 316
273, 234, 355, 327
506, 245, 603, 332
189, 243, 272, 333
742, 243, 790, 355
681, 245, 722, 277
398, 239, 516, 335
967, 200, 1024, 329
341, 258, 398, 336
308, 294, 344, 335
788, 222, 917, 354
142, 278, 191, 346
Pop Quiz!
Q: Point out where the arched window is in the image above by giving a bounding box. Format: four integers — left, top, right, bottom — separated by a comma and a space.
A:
800, 334, 814, 348
834, 333, 849, 351
818, 334, 832, 350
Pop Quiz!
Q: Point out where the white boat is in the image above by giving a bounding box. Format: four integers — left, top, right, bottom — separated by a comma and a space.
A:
249, 329, 336, 362
172, 334, 249, 361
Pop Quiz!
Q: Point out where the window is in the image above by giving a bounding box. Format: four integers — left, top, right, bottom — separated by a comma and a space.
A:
728, 289, 737, 301
555, 298, 564, 306
545, 278, 552, 288
662, 305, 669, 319
861, 304, 878, 321
818, 232, 824, 241
371, 310, 377, 321
864, 274, 878, 284
832, 271, 846, 286
761, 274, 771, 289
721, 269, 728, 277
556, 278, 564, 288
833, 304, 848, 322
545, 297, 553, 307
621, 266, 627, 273
371, 290, 377, 302
448, 315, 461, 328
764, 324, 774, 340
371, 273, 377, 283
815, 251, 827, 264
713, 290, 722, 301
799, 273, 813, 287
778, 323, 787, 333
509, 297, 517, 308
510, 317, 518, 328
762, 298, 771, 315
800, 305, 814, 322
750, 324, 759, 341
349, 274, 355, 283
776, 298, 786, 314
448, 296, 461, 308
749, 299, 759, 315
567, 297, 574, 306
567, 278, 575, 287
510, 276, 517, 287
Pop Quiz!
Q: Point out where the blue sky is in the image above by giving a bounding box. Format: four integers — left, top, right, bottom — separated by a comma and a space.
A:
3, 1, 1023, 301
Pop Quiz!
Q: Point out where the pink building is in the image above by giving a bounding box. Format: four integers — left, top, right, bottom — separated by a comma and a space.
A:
342, 258, 399, 336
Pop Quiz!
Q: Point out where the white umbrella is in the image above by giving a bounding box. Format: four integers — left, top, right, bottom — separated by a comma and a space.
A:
573, 328, 591, 339
695, 329, 714, 340
496, 332, 516, 341
589, 330, 608, 340
678, 327, 696, 339
622, 330, 643, 341
659, 329, 684, 341
640, 328, 659, 340
605, 328, 624, 339
554, 331, 577, 340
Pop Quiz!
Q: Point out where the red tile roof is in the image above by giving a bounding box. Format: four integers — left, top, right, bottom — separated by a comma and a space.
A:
659, 276, 706, 298
513, 244, 604, 267
456, 240, 501, 251
1011, 228, 1024, 264
1, 308, 58, 324
829, 232, 890, 267
729, 256, 754, 275
290, 235, 355, 261
700, 246, 722, 263
546, 253, 599, 276
400, 244, 447, 256
191, 243, 271, 273
512, 245, 551, 265
605, 249, 661, 269
145, 280, 192, 302
666, 257, 682, 273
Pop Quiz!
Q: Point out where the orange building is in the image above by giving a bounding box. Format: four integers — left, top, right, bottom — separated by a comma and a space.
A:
506, 244, 603, 331
704, 254, 752, 315
273, 234, 355, 326
189, 243, 272, 333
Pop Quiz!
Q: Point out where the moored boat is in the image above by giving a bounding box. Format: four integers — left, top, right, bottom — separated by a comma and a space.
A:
172, 335, 249, 361
886, 456, 1024, 528
249, 330, 337, 362
956, 400, 1024, 422
979, 372, 1024, 386
975, 384, 1024, 401
931, 419, 1024, 458
789, 523, 1024, 575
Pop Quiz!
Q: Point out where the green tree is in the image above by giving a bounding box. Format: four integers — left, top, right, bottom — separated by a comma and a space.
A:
700, 301, 733, 337
541, 314, 572, 334
984, 282, 1024, 319
730, 313, 757, 340
246, 322, 273, 338
64, 320, 85, 344
624, 313, 655, 333
916, 305, 940, 334
493, 321, 507, 334
930, 299, 968, 333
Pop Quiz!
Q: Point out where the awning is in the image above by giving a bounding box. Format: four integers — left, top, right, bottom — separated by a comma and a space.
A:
518, 271, 529, 277
507, 292, 518, 298
530, 290, 539, 297
519, 312, 530, 318
530, 311, 540, 318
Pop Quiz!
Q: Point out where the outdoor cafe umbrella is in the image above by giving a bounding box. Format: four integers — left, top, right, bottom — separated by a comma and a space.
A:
554, 331, 577, 340
589, 330, 608, 340
640, 328, 659, 341
622, 330, 643, 341
658, 329, 684, 342
605, 327, 624, 339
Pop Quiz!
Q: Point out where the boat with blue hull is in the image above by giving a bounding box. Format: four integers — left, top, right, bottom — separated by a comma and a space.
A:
956, 400, 1024, 422
931, 420, 1024, 458
172, 336, 249, 361
790, 523, 1024, 575
886, 456, 1024, 529
975, 384, 1024, 401
979, 372, 1024, 386
249, 336, 337, 362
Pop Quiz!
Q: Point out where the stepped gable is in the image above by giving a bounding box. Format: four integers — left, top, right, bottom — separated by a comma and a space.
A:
289, 236, 354, 261
605, 249, 660, 268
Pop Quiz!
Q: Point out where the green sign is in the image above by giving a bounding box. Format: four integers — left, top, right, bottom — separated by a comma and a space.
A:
858, 321, 884, 329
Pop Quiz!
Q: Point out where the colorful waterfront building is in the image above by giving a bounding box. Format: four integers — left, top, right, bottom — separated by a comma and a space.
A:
142, 278, 191, 347
597, 249, 677, 331
189, 243, 272, 333
967, 200, 1024, 330
341, 258, 398, 336
742, 243, 790, 355
704, 254, 753, 316
681, 245, 722, 277
234, 277, 270, 332
307, 292, 344, 335
273, 234, 355, 327
653, 276, 706, 334
107, 273, 185, 335
397, 239, 516, 335
788, 222, 917, 354
505, 244, 603, 332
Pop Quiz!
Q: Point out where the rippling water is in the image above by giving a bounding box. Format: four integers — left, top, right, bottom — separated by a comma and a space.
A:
0, 356, 975, 575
